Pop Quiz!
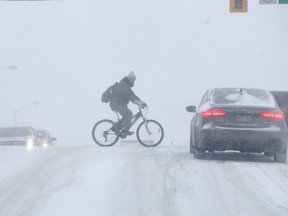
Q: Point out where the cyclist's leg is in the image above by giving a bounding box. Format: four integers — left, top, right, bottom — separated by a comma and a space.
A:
116, 106, 133, 132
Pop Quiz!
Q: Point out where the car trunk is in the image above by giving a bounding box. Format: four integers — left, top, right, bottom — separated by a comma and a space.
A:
206, 106, 280, 128
271, 91, 288, 126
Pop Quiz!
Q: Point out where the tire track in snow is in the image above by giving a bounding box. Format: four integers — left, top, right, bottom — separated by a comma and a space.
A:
0, 146, 94, 216
106, 146, 175, 216
1, 145, 288, 216
236, 162, 288, 215
158, 148, 288, 216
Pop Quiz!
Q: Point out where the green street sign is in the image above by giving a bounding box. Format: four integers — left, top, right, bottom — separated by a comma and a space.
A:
279, 0, 288, 3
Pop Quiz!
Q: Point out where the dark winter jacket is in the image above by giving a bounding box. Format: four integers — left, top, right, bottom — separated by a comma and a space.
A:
110, 77, 140, 109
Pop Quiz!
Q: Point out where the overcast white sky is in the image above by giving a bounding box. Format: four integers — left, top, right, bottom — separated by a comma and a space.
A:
0, 0, 287, 145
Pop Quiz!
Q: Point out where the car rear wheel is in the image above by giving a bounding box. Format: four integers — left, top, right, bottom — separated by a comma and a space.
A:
274, 153, 287, 163
190, 130, 195, 154
264, 152, 273, 157
190, 143, 195, 154
194, 149, 206, 159
193, 135, 206, 159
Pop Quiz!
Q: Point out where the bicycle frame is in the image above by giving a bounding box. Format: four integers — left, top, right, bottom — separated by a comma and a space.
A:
114, 108, 148, 132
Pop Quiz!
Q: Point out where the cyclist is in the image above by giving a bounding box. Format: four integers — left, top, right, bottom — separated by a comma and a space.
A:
110, 71, 147, 135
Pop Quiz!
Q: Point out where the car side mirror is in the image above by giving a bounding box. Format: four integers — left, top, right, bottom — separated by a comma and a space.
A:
186, 105, 196, 113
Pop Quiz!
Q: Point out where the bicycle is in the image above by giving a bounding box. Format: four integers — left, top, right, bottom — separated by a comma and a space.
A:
92, 107, 164, 147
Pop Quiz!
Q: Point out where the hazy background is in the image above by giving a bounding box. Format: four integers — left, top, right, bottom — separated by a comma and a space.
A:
0, 0, 287, 146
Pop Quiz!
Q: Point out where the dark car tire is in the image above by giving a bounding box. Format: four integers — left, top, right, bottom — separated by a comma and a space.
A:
190, 130, 195, 154
194, 149, 206, 159
274, 153, 287, 163
190, 144, 195, 154
193, 134, 206, 159
264, 152, 273, 157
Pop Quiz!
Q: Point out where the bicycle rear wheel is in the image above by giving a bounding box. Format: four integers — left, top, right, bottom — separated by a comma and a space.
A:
92, 119, 119, 146
136, 119, 164, 147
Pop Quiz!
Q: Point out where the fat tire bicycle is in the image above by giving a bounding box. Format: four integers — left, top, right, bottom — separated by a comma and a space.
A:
92, 107, 164, 147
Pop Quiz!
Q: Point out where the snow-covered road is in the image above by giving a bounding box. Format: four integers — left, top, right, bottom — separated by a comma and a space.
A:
0, 144, 288, 216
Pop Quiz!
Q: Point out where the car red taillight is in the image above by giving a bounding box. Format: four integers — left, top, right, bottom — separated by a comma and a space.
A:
202, 109, 227, 118
261, 111, 285, 120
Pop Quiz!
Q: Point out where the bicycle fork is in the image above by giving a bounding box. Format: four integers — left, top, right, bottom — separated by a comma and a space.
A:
143, 118, 152, 135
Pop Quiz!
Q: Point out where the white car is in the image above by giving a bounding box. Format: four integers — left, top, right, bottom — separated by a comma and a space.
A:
0, 127, 38, 149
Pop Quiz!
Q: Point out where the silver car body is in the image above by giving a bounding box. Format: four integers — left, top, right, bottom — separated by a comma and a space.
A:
0, 127, 37, 146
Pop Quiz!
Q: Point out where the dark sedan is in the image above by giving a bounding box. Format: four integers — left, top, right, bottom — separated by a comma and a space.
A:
186, 88, 288, 162
36, 129, 57, 147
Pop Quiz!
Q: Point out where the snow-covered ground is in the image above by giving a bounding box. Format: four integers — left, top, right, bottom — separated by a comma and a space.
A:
0, 143, 288, 216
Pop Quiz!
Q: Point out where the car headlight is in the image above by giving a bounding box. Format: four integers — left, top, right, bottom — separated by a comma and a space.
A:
43, 141, 48, 148
26, 138, 34, 151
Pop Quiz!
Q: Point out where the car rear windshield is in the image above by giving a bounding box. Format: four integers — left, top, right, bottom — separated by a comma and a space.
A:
0, 128, 33, 137
211, 88, 276, 107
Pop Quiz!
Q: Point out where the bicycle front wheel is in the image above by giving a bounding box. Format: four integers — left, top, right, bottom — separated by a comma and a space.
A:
92, 119, 119, 147
136, 119, 164, 147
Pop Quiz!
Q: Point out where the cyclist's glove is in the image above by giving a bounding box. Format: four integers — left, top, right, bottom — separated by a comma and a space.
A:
134, 99, 147, 108
141, 102, 147, 108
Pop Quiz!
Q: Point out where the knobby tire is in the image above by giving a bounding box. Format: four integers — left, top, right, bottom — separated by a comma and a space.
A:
136, 119, 164, 147
92, 119, 119, 147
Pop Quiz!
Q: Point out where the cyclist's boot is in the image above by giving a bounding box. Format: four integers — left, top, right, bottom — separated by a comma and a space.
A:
121, 130, 134, 136
111, 126, 118, 132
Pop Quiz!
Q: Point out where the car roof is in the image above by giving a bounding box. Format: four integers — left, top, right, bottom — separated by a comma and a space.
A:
0, 126, 35, 130
0, 127, 35, 137
36, 129, 51, 136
